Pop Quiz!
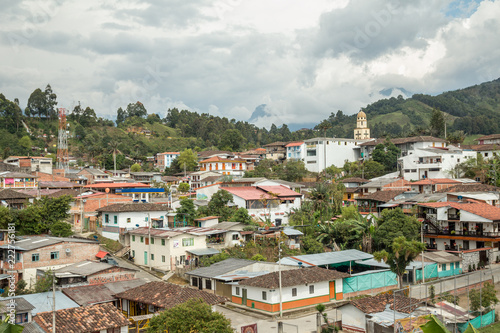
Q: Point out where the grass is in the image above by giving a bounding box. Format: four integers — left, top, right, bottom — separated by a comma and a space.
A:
463, 134, 483, 145
88, 233, 124, 253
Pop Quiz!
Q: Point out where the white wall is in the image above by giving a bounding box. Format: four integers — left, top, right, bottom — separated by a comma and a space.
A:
303, 139, 362, 173
102, 210, 168, 240
340, 304, 366, 332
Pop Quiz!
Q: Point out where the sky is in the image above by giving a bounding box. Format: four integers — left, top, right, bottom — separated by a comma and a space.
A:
1, 0, 500, 128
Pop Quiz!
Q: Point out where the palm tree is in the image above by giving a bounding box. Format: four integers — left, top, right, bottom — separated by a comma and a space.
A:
310, 183, 331, 222
108, 140, 119, 174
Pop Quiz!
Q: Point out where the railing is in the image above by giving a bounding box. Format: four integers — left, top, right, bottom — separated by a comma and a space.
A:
424, 230, 500, 237
447, 214, 460, 220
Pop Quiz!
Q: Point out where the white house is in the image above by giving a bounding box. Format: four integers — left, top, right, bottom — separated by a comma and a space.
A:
96, 203, 171, 241
232, 267, 348, 313
222, 185, 302, 226
399, 146, 477, 181
285, 141, 305, 162
198, 156, 247, 177
303, 137, 369, 173
359, 136, 447, 161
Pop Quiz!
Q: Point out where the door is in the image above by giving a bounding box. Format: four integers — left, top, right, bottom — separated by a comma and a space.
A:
329, 281, 335, 300
242, 289, 247, 305
144, 251, 148, 265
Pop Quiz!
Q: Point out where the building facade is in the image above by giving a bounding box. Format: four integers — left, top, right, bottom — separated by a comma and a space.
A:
353, 110, 370, 140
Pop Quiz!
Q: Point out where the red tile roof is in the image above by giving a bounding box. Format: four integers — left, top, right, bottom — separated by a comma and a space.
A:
257, 185, 302, 198
115, 281, 226, 309
34, 303, 129, 333
223, 187, 273, 200
285, 141, 304, 147
476, 134, 500, 141
417, 201, 500, 221
436, 183, 500, 193
350, 293, 419, 314
410, 178, 461, 185
357, 190, 405, 202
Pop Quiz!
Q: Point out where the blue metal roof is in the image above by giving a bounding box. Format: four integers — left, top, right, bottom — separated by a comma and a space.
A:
279, 249, 373, 267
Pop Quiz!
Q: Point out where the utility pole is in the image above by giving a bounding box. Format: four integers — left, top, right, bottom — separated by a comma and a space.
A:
421, 222, 425, 283
52, 271, 56, 333
278, 236, 283, 318
148, 212, 152, 271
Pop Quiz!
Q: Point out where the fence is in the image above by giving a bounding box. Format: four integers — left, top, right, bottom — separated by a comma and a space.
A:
343, 270, 398, 294
415, 263, 462, 281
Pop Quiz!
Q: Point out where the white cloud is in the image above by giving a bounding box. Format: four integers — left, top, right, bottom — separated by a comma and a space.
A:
1, 0, 500, 129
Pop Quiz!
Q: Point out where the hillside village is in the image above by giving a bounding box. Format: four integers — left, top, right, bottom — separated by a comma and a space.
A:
2, 106, 500, 333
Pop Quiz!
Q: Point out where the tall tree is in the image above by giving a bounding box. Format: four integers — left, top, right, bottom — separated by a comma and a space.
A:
430, 108, 445, 138
207, 189, 235, 221
177, 149, 198, 172
371, 139, 401, 171
373, 208, 421, 250
175, 198, 196, 225
25, 88, 46, 118
44, 84, 58, 119
374, 236, 426, 289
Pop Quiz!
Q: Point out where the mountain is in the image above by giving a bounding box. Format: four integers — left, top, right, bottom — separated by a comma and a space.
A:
248, 104, 269, 123
378, 87, 412, 98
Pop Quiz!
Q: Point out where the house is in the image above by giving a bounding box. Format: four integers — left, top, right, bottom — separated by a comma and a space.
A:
341, 177, 368, 202
116, 281, 226, 317
222, 185, 302, 225
0, 298, 35, 325
126, 227, 219, 271
0, 235, 100, 286
198, 156, 247, 177
190, 171, 222, 189
6, 291, 80, 315
194, 216, 220, 228
204, 222, 248, 249
0, 188, 34, 209
77, 168, 112, 184
358, 177, 411, 195
197, 150, 233, 162
303, 137, 369, 173
161, 175, 181, 187
262, 142, 289, 161
155, 152, 180, 171
0, 171, 38, 189
195, 182, 222, 201
4, 156, 53, 174
186, 258, 299, 297
462, 144, 500, 161
398, 145, 476, 181
415, 251, 463, 280
34, 303, 130, 333
62, 279, 147, 307
233, 267, 349, 313
475, 134, 500, 145
359, 136, 447, 161
130, 172, 162, 184
418, 200, 500, 270
356, 190, 408, 215
339, 293, 420, 333
34, 171, 71, 183
39, 260, 137, 287
96, 203, 170, 241
285, 141, 305, 161
410, 178, 462, 194
69, 192, 133, 233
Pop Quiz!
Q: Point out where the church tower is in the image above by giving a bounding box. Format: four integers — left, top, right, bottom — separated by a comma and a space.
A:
354, 110, 370, 140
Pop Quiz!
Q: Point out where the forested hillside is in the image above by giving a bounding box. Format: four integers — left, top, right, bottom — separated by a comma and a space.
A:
1, 78, 500, 166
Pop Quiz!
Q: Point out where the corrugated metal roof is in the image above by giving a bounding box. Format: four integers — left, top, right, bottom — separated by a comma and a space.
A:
279, 249, 373, 267
6, 291, 79, 314
214, 270, 271, 281
283, 228, 303, 236
186, 258, 255, 278
186, 248, 220, 256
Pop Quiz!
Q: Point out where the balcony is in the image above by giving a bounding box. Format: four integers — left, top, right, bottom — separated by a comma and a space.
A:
424, 230, 500, 238
447, 214, 460, 220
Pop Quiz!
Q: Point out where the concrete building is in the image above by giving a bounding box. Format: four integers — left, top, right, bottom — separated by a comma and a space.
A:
285, 141, 305, 161
0, 236, 100, 286
198, 156, 247, 177
77, 168, 112, 184
0, 171, 38, 189
155, 152, 180, 171
359, 136, 447, 161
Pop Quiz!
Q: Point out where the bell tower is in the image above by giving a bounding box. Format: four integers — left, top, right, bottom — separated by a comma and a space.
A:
354, 110, 370, 140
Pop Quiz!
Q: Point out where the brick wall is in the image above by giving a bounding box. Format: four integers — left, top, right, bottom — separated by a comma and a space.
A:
88, 270, 137, 285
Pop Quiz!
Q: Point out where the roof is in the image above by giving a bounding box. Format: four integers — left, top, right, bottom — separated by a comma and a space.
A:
114, 281, 227, 309
285, 141, 304, 147
95, 250, 110, 259
52, 260, 136, 277
258, 185, 302, 197
262, 179, 305, 188
20, 321, 45, 333
0, 189, 34, 199
283, 228, 303, 236
358, 136, 446, 146
199, 156, 246, 163
194, 216, 220, 221
62, 279, 147, 306
186, 258, 257, 278
223, 186, 275, 200
0, 171, 37, 178
238, 267, 349, 288
84, 182, 150, 189
186, 248, 220, 256
78, 168, 108, 176
419, 251, 462, 264
436, 183, 500, 193
341, 177, 369, 183
6, 291, 79, 315
39, 181, 79, 189
417, 201, 500, 221
210, 222, 244, 230
357, 190, 405, 203
197, 150, 232, 158
410, 178, 461, 185
476, 134, 500, 141
0, 236, 98, 251
263, 141, 289, 147
461, 144, 500, 152
96, 202, 170, 213
350, 293, 419, 314
34, 303, 129, 333
279, 249, 373, 267
0, 297, 35, 313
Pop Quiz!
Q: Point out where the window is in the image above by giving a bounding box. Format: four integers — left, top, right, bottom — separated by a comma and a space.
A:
151, 238, 155, 244
114, 216, 117, 224
292, 288, 297, 297
192, 277, 198, 287
32, 253, 39, 262
15, 313, 28, 324
140, 237, 144, 243
206, 279, 212, 289
262, 291, 267, 300
162, 255, 165, 262
127, 217, 131, 223
105, 214, 109, 223
182, 238, 194, 247
309, 285, 314, 294
442, 264, 447, 271
307, 149, 316, 156
235, 287, 240, 295
132, 250, 135, 257
232, 234, 239, 241
50, 251, 59, 260
151, 253, 154, 260
107, 328, 120, 333
456, 261, 460, 268
161, 239, 165, 246
132, 235, 135, 242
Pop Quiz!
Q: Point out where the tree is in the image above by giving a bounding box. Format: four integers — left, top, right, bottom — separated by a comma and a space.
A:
178, 182, 190, 193
281, 160, 308, 182
130, 163, 141, 172
177, 149, 198, 172
126, 101, 148, 118
176, 199, 196, 225
147, 298, 232, 333
207, 190, 234, 221
469, 282, 499, 313
229, 207, 253, 224
373, 236, 426, 289
0, 206, 12, 229
34, 269, 56, 293
44, 84, 58, 119
371, 139, 401, 171
430, 108, 445, 138
108, 140, 119, 173
250, 254, 266, 261
18, 135, 32, 153
373, 208, 421, 250
50, 221, 73, 237
220, 129, 245, 151
302, 235, 324, 254
25, 88, 46, 118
